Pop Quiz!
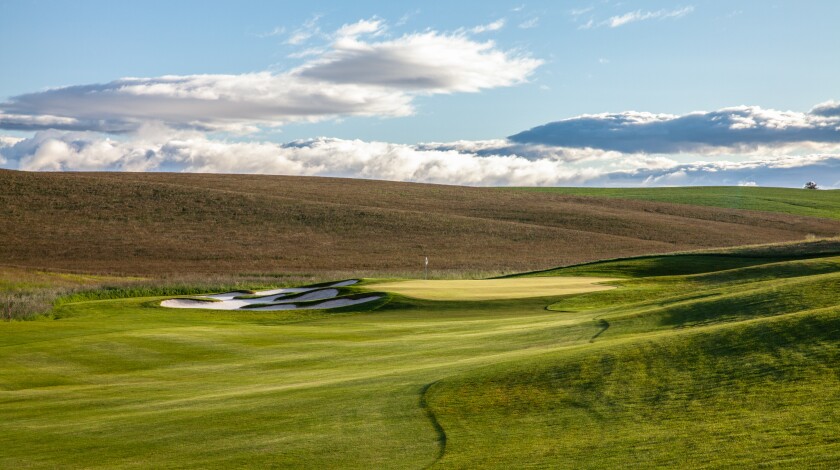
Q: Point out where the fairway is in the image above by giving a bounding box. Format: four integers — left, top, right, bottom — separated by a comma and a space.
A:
1, 241, 839, 468
367, 277, 618, 300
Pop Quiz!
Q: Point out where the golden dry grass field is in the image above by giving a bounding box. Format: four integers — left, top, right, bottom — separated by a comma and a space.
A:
2, 169, 838, 276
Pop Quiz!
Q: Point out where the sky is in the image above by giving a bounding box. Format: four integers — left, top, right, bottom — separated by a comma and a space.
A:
1, 0, 839, 187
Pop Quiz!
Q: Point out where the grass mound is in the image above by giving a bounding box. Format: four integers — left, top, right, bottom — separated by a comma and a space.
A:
519, 238, 840, 278
426, 307, 840, 468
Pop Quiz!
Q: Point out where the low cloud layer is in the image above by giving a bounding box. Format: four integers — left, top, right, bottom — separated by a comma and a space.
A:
2, 131, 837, 188
509, 104, 840, 154
0, 19, 540, 134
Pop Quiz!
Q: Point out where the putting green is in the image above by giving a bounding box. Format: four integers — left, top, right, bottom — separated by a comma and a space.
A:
367, 277, 618, 300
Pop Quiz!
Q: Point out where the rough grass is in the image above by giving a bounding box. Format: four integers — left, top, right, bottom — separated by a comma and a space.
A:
0, 269, 333, 320
518, 237, 840, 278
3, 170, 839, 275
505, 185, 840, 220
0, 241, 838, 468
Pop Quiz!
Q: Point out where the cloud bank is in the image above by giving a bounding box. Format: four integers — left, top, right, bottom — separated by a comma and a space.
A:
2, 130, 838, 188
0, 19, 540, 134
509, 104, 840, 154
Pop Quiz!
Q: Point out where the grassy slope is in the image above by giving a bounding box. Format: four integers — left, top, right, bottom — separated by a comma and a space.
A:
427, 246, 840, 468
505, 186, 840, 220
3, 170, 840, 275
1, 242, 838, 467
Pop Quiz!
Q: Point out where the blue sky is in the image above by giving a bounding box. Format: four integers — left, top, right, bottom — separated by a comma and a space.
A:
1, 0, 839, 187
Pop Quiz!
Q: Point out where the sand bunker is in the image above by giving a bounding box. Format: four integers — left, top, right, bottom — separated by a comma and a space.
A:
160, 280, 379, 311
364, 277, 619, 301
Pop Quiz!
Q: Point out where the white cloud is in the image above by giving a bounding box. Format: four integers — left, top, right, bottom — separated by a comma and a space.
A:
570, 7, 594, 17
602, 6, 695, 28
0, 135, 23, 147
258, 26, 286, 38
298, 26, 541, 93
0, 135, 22, 164
811, 99, 840, 117
0, 19, 541, 134
4, 131, 838, 188
470, 19, 506, 34
335, 18, 384, 40
519, 17, 539, 29
613, 155, 840, 188
0, 132, 599, 185
286, 14, 323, 45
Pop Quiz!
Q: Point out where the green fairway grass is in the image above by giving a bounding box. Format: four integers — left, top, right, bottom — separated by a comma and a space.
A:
364, 277, 618, 300
1, 240, 838, 468
504, 186, 840, 220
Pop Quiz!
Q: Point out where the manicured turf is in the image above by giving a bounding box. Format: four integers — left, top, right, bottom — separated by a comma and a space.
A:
364, 277, 617, 300
505, 186, 840, 220
1, 241, 838, 468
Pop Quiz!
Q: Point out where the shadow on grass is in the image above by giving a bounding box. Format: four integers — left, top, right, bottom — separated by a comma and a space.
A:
419, 381, 447, 466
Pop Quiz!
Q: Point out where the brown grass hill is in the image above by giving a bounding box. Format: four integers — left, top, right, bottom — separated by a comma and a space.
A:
1, 169, 838, 275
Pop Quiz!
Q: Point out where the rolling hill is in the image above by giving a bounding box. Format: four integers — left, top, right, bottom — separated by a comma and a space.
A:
505, 186, 840, 220
1, 240, 837, 467
2, 169, 839, 275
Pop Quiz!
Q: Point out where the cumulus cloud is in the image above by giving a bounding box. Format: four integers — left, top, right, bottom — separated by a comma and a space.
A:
509, 104, 840, 154
298, 21, 538, 92
0, 19, 541, 134
811, 100, 840, 117
3, 131, 838, 188
0, 135, 22, 164
0, 132, 598, 185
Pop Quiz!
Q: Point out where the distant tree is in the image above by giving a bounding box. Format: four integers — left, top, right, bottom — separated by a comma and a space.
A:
804, 181, 818, 190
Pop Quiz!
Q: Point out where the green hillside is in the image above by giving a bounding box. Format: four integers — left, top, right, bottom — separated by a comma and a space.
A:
426, 248, 840, 467
504, 186, 840, 220
1, 240, 838, 467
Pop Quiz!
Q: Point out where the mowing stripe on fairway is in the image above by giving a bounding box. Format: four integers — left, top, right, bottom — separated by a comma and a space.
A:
366, 277, 618, 301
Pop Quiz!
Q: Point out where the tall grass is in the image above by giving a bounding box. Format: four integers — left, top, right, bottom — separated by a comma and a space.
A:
0, 269, 508, 321
0, 273, 319, 321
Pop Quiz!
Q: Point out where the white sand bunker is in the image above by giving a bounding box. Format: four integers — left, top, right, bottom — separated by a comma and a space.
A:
160, 280, 380, 311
